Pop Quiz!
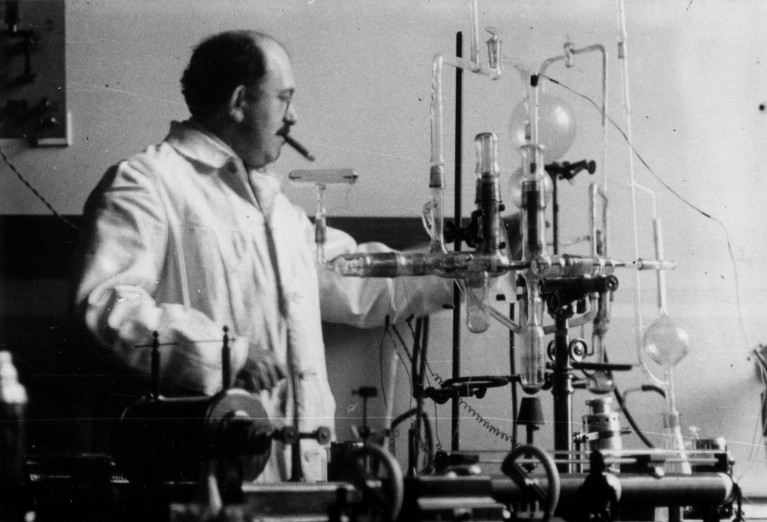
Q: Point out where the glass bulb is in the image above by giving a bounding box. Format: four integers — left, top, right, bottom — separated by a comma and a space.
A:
508, 166, 553, 209
642, 313, 690, 367
508, 93, 577, 161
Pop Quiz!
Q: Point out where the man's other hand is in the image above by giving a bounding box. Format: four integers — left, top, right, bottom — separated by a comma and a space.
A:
235, 348, 288, 393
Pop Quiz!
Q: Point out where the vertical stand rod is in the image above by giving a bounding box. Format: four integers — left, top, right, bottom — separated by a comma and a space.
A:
151, 331, 160, 400
553, 309, 574, 473
509, 302, 518, 448
551, 175, 559, 255
417, 317, 430, 467
451, 30, 463, 452
222, 326, 231, 390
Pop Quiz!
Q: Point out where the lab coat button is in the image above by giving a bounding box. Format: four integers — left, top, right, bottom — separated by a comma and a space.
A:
227, 160, 238, 173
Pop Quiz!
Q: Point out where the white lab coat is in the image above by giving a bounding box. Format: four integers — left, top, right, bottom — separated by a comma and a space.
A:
72, 120, 453, 482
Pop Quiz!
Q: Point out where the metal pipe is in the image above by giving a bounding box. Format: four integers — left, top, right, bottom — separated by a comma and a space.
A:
491, 472, 736, 507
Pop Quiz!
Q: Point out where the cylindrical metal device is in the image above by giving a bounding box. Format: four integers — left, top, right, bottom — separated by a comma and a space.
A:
327, 441, 364, 482
583, 397, 623, 453
112, 389, 274, 484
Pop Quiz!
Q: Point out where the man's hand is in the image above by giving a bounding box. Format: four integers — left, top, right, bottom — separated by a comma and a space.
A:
235, 348, 288, 393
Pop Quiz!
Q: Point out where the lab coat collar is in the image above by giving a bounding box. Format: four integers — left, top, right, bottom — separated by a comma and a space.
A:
166, 120, 284, 191
166, 119, 241, 171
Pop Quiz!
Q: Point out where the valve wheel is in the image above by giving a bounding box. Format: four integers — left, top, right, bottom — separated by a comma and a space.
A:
501, 444, 561, 522
569, 338, 588, 362
346, 443, 404, 522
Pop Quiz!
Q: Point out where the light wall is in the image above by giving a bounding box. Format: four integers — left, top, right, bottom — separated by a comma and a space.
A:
2, 0, 766, 495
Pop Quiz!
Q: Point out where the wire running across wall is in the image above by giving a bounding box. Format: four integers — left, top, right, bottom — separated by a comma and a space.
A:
0, 140, 78, 231
542, 72, 761, 481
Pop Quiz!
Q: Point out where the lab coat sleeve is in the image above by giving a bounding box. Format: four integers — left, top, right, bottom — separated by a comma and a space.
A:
72, 162, 248, 395
315, 225, 454, 328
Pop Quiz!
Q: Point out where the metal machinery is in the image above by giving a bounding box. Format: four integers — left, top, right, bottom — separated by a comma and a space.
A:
23, 348, 738, 522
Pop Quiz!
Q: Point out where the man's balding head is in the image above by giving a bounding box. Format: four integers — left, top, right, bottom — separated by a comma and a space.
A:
181, 30, 283, 120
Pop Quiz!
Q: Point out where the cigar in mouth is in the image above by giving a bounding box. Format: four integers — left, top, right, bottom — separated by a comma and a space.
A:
281, 132, 316, 162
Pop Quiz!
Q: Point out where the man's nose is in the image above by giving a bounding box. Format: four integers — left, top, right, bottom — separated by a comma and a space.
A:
284, 102, 298, 124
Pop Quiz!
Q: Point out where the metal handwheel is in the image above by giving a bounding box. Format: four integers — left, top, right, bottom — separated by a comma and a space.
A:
501, 444, 561, 522
346, 443, 404, 522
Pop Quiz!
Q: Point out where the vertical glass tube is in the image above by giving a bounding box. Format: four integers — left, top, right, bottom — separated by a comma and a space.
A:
469, 0, 480, 64
428, 187, 446, 253
315, 184, 328, 265
464, 132, 501, 333
430, 56, 444, 170
653, 217, 668, 314
515, 75, 548, 395
474, 132, 498, 182
589, 183, 599, 257
486, 29, 501, 71
519, 283, 546, 393
520, 144, 548, 263
662, 367, 692, 475
466, 272, 490, 333
474, 132, 502, 253
429, 55, 447, 254
587, 291, 614, 394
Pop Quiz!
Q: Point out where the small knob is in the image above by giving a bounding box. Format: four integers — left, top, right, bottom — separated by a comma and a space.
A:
299, 426, 331, 445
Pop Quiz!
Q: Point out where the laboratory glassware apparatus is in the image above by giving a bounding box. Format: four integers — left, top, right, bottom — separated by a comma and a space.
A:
288, 169, 359, 266
327, 0, 676, 471
327, 0, 507, 452
614, 0, 692, 475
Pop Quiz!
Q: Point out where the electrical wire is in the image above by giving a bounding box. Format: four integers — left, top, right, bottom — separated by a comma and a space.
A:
390, 323, 414, 364
736, 356, 767, 482
379, 323, 413, 407
395, 319, 448, 461
601, 352, 659, 448
379, 322, 388, 410
0, 141, 79, 231
543, 73, 761, 475
402, 316, 515, 449
428, 371, 515, 446
613, 383, 655, 448
433, 400, 443, 452
390, 407, 435, 474
543, 74, 750, 353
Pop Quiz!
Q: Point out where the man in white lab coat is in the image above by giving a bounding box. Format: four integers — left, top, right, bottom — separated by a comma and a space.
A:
72, 30, 453, 482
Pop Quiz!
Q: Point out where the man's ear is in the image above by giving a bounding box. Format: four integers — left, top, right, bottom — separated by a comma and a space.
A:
227, 85, 248, 123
